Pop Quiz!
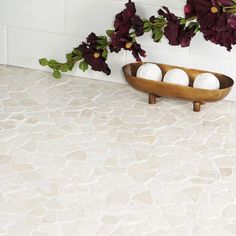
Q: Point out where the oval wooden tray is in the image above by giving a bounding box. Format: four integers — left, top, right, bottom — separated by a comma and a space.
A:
122, 62, 234, 112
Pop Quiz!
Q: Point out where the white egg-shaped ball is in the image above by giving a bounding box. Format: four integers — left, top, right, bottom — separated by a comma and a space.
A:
163, 69, 189, 86
193, 73, 220, 90
136, 63, 162, 81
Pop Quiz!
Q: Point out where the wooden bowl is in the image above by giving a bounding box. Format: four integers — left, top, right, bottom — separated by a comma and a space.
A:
122, 62, 234, 112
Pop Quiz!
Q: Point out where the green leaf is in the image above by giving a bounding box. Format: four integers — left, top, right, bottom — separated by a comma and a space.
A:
180, 18, 187, 25
97, 39, 106, 45
68, 51, 83, 62
99, 36, 107, 40
194, 24, 200, 33
79, 61, 89, 72
106, 30, 114, 37
39, 58, 48, 66
143, 21, 152, 32
144, 21, 151, 28
97, 37, 108, 48
188, 22, 197, 29
76, 54, 83, 61
48, 59, 58, 69
186, 21, 200, 33
73, 49, 82, 56
96, 45, 105, 49
69, 62, 75, 71
152, 28, 163, 42
102, 48, 108, 59
132, 37, 136, 43
53, 70, 61, 79
144, 28, 151, 32
60, 64, 69, 72
130, 32, 136, 38
66, 53, 73, 61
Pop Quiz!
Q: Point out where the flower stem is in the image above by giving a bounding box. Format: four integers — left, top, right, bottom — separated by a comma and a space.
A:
186, 16, 197, 21
223, 5, 236, 13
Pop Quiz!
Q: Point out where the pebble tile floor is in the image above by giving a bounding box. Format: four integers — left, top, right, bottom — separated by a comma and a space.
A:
0, 65, 236, 236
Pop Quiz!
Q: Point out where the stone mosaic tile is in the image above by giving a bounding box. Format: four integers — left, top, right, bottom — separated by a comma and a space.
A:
0, 65, 236, 236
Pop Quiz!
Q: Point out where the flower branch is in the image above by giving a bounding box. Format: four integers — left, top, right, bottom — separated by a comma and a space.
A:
40, 0, 236, 79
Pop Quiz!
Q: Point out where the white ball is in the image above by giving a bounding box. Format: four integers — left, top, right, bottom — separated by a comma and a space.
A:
136, 63, 162, 81
163, 69, 189, 86
193, 73, 220, 90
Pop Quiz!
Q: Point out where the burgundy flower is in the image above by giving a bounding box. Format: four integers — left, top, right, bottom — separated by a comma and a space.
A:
123, 0, 136, 18
179, 27, 197, 47
77, 33, 111, 75
184, 0, 197, 18
87, 32, 99, 45
114, 12, 131, 35
158, 7, 180, 45
187, 0, 236, 50
131, 43, 147, 61
132, 15, 145, 37
110, 33, 146, 61
114, 0, 144, 36
193, 0, 221, 29
158, 7, 197, 47
202, 23, 236, 50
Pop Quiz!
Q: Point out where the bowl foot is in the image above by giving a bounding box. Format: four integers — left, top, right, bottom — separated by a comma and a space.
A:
193, 101, 205, 112
149, 94, 157, 104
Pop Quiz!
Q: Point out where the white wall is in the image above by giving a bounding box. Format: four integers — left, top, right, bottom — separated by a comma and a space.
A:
0, 0, 236, 101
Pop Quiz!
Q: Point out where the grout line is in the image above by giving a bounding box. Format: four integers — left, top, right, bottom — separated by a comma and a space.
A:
4, 24, 87, 42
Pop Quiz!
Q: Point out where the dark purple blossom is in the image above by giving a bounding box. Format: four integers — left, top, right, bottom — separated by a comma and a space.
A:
184, 0, 197, 18
77, 33, 111, 75
87, 32, 99, 45
158, 7, 197, 47
179, 27, 197, 47
114, 0, 144, 36
110, 33, 146, 61
186, 0, 236, 50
